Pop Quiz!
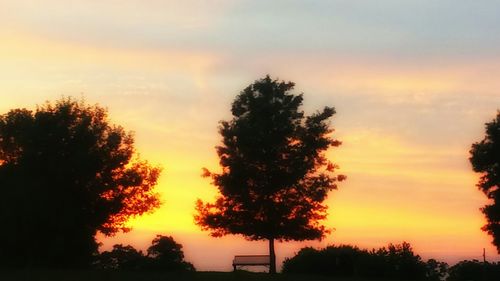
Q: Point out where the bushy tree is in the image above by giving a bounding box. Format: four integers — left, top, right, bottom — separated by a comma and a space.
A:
195, 76, 345, 273
93, 235, 194, 272
283, 242, 437, 280
448, 260, 500, 281
425, 259, 449, 281
94, 244, 145, 270
470, 111, 500, 252
375, 242, 427, 280
146, 235, 195, 271
282, 245, 362, 276
0, 98, 161, 268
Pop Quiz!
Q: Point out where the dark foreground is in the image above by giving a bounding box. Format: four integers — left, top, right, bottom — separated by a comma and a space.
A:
0, 270, 414, 281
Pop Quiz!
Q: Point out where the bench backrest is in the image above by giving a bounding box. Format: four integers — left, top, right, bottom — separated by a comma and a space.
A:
233, 255, 270, 265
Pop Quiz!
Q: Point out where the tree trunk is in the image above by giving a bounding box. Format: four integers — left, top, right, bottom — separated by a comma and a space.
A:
268, 237, 276, 274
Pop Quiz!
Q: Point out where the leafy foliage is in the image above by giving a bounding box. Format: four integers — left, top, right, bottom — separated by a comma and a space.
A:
195, 76, 344, 272
470, 111, 500, 252
146, 235, 195, 271
94, 235, 194, 272
425, 259, 449, 281
282, 245, 361, 276
0, 98, 161, 268
283, 242, 444, 280
360, 242, 427, 279
93, 244, 145, 270
447, 260, 500, 281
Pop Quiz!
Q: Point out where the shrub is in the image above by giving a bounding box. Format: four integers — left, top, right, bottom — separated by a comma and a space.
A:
282, 245, 363, 276
93, 244, 145, 270
283, 242, 442, 280
93, 235, 195, 272
447, 260, 500, 281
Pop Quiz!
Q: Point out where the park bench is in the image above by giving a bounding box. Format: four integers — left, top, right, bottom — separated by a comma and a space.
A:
232, 255, 270, 271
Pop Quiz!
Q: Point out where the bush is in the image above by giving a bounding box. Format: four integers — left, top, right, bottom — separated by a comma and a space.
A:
357, 242, 427, 280
93, 235, 194, 272
425, 259, 448, 281
145, 235, 195, 271
93, 244, 145, 270
447, 260, 500, 281
282, 245, 362, 276
283, 242, 444, 280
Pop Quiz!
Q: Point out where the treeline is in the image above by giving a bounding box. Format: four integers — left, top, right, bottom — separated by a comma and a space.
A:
283, 242, 500, 281
94, 235, 194, 272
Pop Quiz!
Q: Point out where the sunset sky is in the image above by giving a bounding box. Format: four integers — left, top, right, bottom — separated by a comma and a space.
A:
2, 0, 500, 271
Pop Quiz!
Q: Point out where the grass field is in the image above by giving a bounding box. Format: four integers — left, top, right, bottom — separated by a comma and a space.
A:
0, 270, 399, 281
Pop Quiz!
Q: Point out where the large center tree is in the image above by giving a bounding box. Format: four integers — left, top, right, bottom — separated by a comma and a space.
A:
195, 76, 345, 273
0, 98, 161, 268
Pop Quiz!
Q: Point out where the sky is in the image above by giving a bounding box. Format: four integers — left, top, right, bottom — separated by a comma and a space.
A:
1, 0, 500, 271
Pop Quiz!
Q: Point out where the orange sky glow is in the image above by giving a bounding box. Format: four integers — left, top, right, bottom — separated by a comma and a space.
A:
2, 0, 500, 271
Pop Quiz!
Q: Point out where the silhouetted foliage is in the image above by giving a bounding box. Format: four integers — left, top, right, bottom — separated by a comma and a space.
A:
447, 260, 500, 281
470, 111, 500, 253
195, 76, 344, 273
146, 235, 195, 271
282, 245, 361, 276
93, 235, 194, 272
360, 242, 427, 280
0, 98, 161, 268
93, 244, 145, 270
425, 259, 449, 281
283, 242, 444, 280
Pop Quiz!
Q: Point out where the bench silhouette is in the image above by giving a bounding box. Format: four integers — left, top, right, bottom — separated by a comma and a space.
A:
232, 255, 270, 271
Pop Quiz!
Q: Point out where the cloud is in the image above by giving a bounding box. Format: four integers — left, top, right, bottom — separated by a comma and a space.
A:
3, 0, 500, 58
0, 0, 235, 50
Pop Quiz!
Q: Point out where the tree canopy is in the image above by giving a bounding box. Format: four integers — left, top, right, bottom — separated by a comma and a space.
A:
94, 244, 145, 270
195, 76, 345, 273
94, 235, 194, 271
146, 235, 195, 271
0, 98, 161, 268
282, 242, 446, 281
470, 111, 500, 253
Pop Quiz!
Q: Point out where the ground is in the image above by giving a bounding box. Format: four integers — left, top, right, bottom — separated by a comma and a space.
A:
0, 270, 419, 281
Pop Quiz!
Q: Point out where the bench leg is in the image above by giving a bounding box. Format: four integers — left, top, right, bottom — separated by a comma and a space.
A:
233, 264, 237, 272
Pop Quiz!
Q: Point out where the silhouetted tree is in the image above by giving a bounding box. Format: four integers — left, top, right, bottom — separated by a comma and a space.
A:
195, 76, 345, 273
365, 242, 426, 279
283, 242, 434, 280
470, 111, 500, 253
425, 259, 448, 281
381, 242, 427, 280
282, 245, 362, 276
0, 98, 161, 268
94, 244, 145, 270
146, 235, 195, 271
93, 236, 194, 272
448, 260, 500, 281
